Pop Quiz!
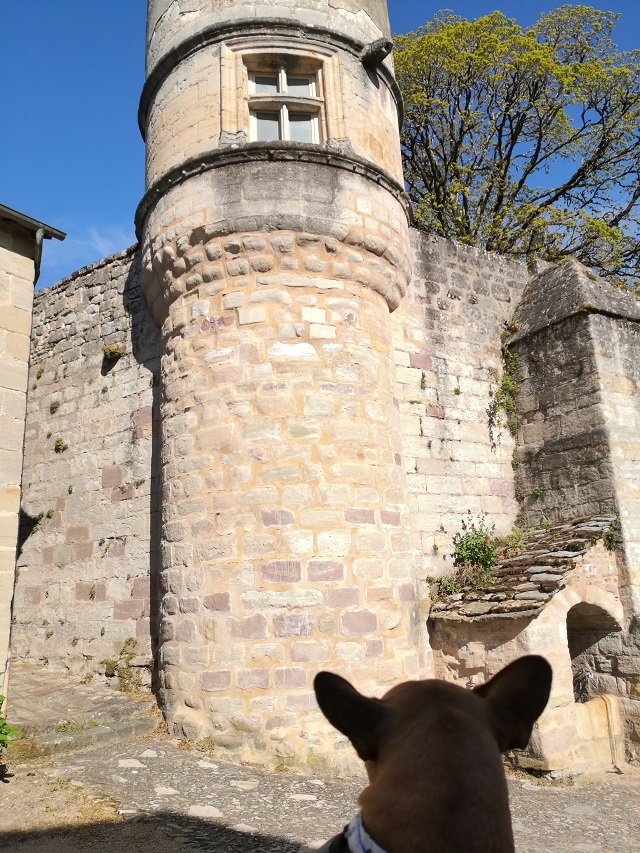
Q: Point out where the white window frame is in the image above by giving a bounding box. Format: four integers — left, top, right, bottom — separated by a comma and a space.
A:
247, 66, 322, 144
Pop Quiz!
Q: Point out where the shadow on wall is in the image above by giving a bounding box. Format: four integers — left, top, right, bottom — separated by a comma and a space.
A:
122, 250, 163, 697
0, 812, 303, 853
568, 602, 623, 704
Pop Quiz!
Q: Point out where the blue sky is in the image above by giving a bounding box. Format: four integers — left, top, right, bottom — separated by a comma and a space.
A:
1, 1, 639, 290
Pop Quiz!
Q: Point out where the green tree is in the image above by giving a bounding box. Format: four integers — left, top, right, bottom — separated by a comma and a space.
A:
394, 6, 640, 288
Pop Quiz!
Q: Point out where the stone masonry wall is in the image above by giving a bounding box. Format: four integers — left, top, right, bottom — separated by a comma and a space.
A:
512, 260, 640, 616
141, 204, 426, 769
11, 248, 162, 682
513, 311, 614, 522
0, 224, 36, 692
592, 313, 640, 614
390, 232, 531, 582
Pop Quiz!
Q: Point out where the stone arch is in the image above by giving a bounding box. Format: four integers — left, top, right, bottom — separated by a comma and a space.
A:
566, 602, 623, 703
524, 587, 624, 704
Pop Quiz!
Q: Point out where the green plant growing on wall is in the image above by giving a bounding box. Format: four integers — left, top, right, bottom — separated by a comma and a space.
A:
0, 697, 19, 751
46, 509, 54, 519
499, 527, 525, 558
488, 314, 521, 448
532, 486, 543, 499
68, 485, 73, 494
55, 722, 83, 733
603, 521, 622, 552
452, 512, 498, 587
515, 511, 532, 531
54, 438, 68, 453
89, 586, 96, 601
424, 512, 501, 601
102, 342, 126, 361
426, 574, 462, 598
49, 400, 60, 414
103, 638, 141, 692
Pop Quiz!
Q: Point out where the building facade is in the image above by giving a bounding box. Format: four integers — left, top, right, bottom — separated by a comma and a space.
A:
5, 0, 640, 773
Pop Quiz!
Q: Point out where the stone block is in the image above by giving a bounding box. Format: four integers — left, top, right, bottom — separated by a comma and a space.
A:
309, 324, 336, 340
316, 530, 351, 556
114, 599, 146, 620
0, 449, 22, 485
307, 560, 344, 582
275, 667, 307, 688
222, 291, 244, 310
237, 668, 269, 689
327, 588, 359, 608
340, 610, 377, 636
238, 306, 266, 325
101, 465, 123, 488
273, 613, 314, 637
261, 560, 302, 583
204, 592, 231, 611
202, 670, 232, 691
345, 508, 375, 525
231, 614, 268, 640
290, 641, 330, 663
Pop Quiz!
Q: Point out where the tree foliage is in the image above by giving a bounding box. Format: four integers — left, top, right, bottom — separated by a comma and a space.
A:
394, 6, 640, 288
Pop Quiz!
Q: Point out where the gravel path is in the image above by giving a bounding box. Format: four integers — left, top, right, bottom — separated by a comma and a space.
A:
3, 665, 640, 851
3, 735, 640, 852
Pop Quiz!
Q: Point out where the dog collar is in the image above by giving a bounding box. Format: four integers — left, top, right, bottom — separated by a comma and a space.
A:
344, 812, 388, 853
318, 813, 387, 853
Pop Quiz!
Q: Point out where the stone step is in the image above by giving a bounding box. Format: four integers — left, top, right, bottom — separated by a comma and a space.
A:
10, 696, 157, 735
26, 714, 159, 756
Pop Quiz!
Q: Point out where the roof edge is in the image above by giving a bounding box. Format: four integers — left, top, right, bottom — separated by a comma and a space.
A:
0, 203, 66, 241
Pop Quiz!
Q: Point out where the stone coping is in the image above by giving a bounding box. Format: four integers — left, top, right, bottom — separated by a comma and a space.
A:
429, 515, 617, 622
33, 244, 138, 298
512, 259, 640, 343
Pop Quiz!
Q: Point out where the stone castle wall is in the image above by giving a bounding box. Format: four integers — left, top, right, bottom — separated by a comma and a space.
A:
10, 248, 162, 681
11, 229, 533, 682
512, 260, 640, 615
9, 226, 640, 772
390, 234, 530, 581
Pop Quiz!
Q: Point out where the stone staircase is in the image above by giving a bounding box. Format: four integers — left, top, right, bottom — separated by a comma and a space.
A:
4, 661, 159, 756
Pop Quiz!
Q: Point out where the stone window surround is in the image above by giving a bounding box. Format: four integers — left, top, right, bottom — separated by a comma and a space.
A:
220, 39, 346, 147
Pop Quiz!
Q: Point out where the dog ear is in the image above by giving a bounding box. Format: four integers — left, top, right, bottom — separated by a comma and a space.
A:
473, 655, 552, 751
314, 671, 390, 762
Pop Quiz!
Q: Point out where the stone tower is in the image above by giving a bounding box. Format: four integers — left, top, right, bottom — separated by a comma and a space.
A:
137, 0, 425, 767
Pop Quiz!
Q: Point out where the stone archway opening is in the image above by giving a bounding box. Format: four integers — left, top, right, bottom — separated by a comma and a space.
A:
567, 603, 622, 703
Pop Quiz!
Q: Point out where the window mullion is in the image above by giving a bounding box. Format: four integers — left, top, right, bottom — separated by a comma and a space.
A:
281, 105, 289, 141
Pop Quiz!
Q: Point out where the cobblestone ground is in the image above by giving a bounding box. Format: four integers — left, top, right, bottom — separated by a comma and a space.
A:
3, 665, 640, 851
2, 736, 640, 852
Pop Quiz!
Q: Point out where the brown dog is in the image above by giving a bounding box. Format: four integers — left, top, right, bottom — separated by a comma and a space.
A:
314, 655, 552, 853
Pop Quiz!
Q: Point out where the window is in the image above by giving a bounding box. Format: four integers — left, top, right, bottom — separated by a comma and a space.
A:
248, 66, 321, 144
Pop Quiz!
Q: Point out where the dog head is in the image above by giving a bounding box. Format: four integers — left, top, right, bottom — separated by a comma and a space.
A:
314, 656, 552, 851
314, 656, 552, 764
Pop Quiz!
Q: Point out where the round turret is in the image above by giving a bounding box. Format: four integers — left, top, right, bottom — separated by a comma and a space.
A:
138, 0, 425, 769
